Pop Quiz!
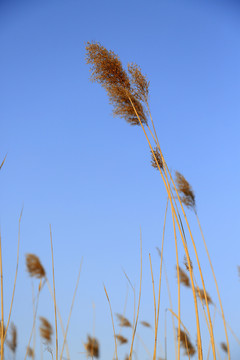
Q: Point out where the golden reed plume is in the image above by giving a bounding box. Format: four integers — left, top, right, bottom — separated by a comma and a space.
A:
25, 254, 46, 279
39, 317, 53, 344
86, 42, 148, 126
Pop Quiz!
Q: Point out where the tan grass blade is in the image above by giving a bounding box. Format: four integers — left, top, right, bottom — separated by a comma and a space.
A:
50, 225, 58, 360
104, 284, 118, 360
0, 230, 4, 360
59, 257, 83, 360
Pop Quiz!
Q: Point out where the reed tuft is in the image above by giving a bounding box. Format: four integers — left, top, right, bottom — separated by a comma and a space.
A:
116, 334, 128, 345
177, 266, 190, 288
27, 347, 34, 358
220, 342, 228, 353
116, 313, 132, 328
140, 320, 151, 328
7, 323, 17, 353
178, 329, 196, 357
84, 335, 99, 358
39, 317, 53, 344
151, 147, 163, 170
195, 286, 213, 305
85, 42, 148, 126
25, 254, 46, 279
175, 171, 196, 210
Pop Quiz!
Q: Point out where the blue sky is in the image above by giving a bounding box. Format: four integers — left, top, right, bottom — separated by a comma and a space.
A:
0, 0, 240, 359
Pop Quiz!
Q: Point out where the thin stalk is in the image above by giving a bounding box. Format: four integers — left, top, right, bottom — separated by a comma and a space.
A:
129, 232, 142, 360
46, 280, 70, 360
103, 285, 118, 360
158, 248, 177, 360
127, 95, 202, 359
146, 100, 216, 359
0, 231, 4, 360
207, 306, 217, 360
59, 257, 83, 360
149, 254, 156, 340
195, 211, 230, 359
24, 279, 45, 360
4, 207, 23, 342
50, 225, 58, 360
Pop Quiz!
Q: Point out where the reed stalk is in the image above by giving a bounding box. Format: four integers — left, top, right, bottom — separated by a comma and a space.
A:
50, 225, 58, 360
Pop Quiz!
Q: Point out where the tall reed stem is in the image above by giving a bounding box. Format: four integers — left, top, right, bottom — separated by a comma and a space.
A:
0, 231, 4, 360
50, 225, 58, 360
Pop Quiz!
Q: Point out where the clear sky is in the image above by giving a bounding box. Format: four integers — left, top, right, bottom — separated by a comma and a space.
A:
0, 0, 240, 359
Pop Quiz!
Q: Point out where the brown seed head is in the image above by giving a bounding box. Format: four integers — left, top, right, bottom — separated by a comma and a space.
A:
39, 317, 53, 344
25, 254, 46, 279
116, 334, 128, 345
175, 171, 196, 210
140, 320, 151, 328
7, 323, 17, 353
86, 42, 148, 126
220, 342, 228, 353
178, 329, 196, 357
195, 286, 213, 305
84, 335, 99, 358
183, 255, 193, 272
177, 266, 190, 288
128, 63, 149, 103
27, 347, 34, 358
116, 313, 132, 327
151, 147, 163, 170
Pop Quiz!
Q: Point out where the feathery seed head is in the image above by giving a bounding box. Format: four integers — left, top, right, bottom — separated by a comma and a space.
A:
178, 329, 196, 357
140, 320, 151, 328
128, 63, 149, 102
220, 342, 228, 353
116, 313, 132, 327
177, 266, 190, 288
175, 171, 196, 210
151, 147, 163, 170
7, 323, 17, 353
183, 255, 193, 272
27, 347, 34, 358
116, 334, 128, 345
84, 335, 99, 358
26, 254, 46, 279
195, 286, 213, 305
86, 42, 148, 126
39, 317, 53, 344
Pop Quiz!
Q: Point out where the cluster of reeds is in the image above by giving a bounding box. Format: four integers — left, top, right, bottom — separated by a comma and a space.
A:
0, 40, 239, 359
85, 42, 237, 360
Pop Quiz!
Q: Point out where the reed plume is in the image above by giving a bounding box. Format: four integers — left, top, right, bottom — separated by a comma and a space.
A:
6, 323, 17, 353
39, 317, 53, 344
25, 254, 46, 279
175, 171, 196, 210
177, 266, 190, 288
0, 154, 7, 170
220, 342, 228, 353
85, 42, 148, 126
84, 335, 99, 358
151, 147, 163, 170
195, 287, 213, 305
27, 347, 34, 358
116, 314, 132, 328
184, 255, 193, 272
178, 329, 196, 357
140, 320, 151, 328
116, 334, 128, 345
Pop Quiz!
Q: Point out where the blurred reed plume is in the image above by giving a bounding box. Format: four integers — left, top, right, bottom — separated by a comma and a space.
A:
184, 255, 193, 272
178, 329, 196, 357
6, 323, 17, 353
116, 313, 132, 328
177, 266, 190, 288
85, 42, 148, 126
84, 335, 99, 358
0, 154, 7, 171
39, 317, 53, 344
27, 347, 34, 358
195, 287, 213, 305
140, 320, 151, 328
151, 148, 163, 170
175, 171, 196, 210
25, 254, 46, 279
116, 334, 128, 345
220, 342, 228, 353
